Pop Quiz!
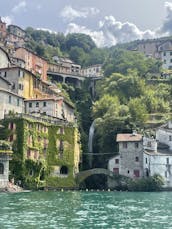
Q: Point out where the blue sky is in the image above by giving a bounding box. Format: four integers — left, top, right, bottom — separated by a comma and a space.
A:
1, 0, 172, 47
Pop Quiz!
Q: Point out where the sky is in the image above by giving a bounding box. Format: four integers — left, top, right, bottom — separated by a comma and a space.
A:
1, 0, 172, 47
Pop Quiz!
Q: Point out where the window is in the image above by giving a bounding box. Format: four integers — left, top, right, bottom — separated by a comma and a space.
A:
170, 59, 172, 63
145, 158, 148, 164
135, 156, 139, 162
9, 95, 11, 104
134, 170, 140, 177
147, 141, 152, 147
113, 168, 119, 174
43, 101, 46, 107
115, 159, 119, 164
4, 71, 6, 77
0, 163, 4, 174
19, 84, 23, 90
165, 171, 167, 178
36, 102, 39, 107
29, 103, 32, 108
170, 51, 172, 56
60, 166, 68, 175
135, 142, 139, 148
163, 52, 166, 56
169, 136, 172, 141
17, 98, 19, 106
123, 142, 127, 148
9, 135, 13, 142
167, 158, 169, 164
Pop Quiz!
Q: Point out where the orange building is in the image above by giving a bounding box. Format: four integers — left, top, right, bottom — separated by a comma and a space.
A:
14, 47, 48, 81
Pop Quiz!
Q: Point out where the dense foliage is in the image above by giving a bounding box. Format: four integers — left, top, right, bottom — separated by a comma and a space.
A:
25, 28, 108, 67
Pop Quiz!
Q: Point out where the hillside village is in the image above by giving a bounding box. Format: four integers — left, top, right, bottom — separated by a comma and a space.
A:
0, 18, 103, 190
0, 17, 172, 191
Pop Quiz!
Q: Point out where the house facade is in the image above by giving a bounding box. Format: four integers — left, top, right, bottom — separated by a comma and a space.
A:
0, 47, 11, 68
0, 141, 12, 188
156, 121, 172, 150
0, 88, 24, 119
1, 114, 81, 189
143, 134, 172, 188
108, 132, 144, 178
25, 97, 75, 122
0, 17, 7, 41
8, 25, 26, 39
81, 64, 103, 78
14, 47, 48, 81
158, 41, 172, 70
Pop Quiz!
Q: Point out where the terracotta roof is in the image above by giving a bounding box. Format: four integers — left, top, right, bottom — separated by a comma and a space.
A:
116, 133, 142, 142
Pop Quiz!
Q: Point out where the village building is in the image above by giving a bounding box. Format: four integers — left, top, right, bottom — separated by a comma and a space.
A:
0, 47, 11, 68
143, 134, 172, 188
81, 64, 103, 78
108, 132, 144, 178
158, 41, 172, 70
8, 25, 26, 39
14, 47, 48, 81
0, 66, 60, 99
25, 97, 75, 122
0, 17, 7, 41
52, 56, 81, 75
0, 87, 24, 119
0, 140, 12, 189
136, 39, 161, 59
1, 114, 81, 189
156, 121, 172, 150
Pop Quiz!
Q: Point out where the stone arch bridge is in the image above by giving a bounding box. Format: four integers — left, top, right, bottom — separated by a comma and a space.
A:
76, 168, 115, 184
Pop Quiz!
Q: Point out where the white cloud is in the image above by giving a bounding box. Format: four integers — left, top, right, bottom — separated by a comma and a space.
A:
64, 2, 172, 47
12, 1, 27, 13
1, 16, 13, 25
158, 1, 172, 35
65, 16, 155, 47
60, 5, 100, 22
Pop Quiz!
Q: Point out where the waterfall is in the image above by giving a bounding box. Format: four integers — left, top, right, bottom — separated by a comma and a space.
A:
88, 120, 95, 153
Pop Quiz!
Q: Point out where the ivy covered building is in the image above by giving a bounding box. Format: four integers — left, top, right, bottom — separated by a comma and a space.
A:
1, 113, 81, 189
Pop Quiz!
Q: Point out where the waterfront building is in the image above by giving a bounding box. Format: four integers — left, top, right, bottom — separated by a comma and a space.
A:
143, 134, 172, 188
108, 132, 144, 178
0, 141, 12, 188
1, 114, 81, 189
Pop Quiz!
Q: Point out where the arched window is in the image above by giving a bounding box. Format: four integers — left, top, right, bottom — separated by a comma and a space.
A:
60, 166, 68, 175
0, 163, 4, 174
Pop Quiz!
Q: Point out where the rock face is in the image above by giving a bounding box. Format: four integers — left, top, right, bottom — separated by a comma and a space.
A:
0, 182, 23, 193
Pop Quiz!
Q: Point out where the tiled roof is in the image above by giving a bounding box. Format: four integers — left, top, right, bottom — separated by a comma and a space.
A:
116, 133, 142, 142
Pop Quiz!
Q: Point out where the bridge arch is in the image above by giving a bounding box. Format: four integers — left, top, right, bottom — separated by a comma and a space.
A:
75, 168, 115, 184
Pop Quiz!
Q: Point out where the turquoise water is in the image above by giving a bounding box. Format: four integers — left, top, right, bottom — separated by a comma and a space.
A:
0, 191, 172, 229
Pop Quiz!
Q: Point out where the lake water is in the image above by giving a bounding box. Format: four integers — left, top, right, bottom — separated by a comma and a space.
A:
0, 191, 172, 229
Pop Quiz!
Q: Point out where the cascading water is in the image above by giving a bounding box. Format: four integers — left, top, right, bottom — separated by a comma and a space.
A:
88, 120, 95, 168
